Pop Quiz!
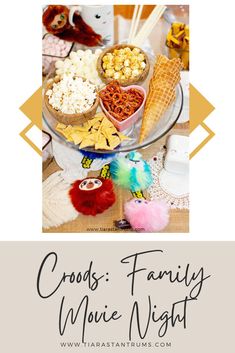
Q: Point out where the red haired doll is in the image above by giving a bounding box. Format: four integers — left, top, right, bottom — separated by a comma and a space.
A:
42, 5, 102, 47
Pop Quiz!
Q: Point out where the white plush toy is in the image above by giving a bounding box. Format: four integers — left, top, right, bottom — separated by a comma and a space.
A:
69, 5, 114, 46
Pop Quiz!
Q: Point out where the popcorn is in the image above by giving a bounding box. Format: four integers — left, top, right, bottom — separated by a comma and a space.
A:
46, 76, 97, 114
137, 54, 145, 61
114, 56, 124, 64
114, 64, 123, 71
132, 69, 140, 77
130, 56, 138, 64
124, 59, 130, 67
106, 62, 114, 70
55, 49, 103, 88
132, 47, 141, 55
123, 67, 132, 78
55, 60, 64, 69
101, 47, 146, 82
113, 72, 121, 80
131, 64, 139, 70
105, 69, 115, 78
140, 61, 146, 69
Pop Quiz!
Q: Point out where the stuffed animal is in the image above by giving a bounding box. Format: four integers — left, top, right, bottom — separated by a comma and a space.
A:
124, 198, 170, 232
42, 5, 102, 47
69, 177, 115, 216
110, 151, 153, 192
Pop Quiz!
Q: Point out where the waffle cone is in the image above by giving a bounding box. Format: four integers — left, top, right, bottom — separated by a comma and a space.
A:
139, 55, 182, 143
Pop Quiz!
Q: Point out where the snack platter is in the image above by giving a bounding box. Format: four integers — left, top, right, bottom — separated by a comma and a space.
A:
43, 50, 183, 154
42, 5, 189, 233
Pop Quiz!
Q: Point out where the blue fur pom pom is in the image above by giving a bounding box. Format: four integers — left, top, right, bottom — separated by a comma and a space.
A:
79, 149, 116, 159
110, 151, 153, 192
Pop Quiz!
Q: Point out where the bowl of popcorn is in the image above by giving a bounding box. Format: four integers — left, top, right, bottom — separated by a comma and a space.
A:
97, 44, 150, 86
44, 75, 99, 125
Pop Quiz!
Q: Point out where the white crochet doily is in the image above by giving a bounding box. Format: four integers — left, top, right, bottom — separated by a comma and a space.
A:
147, 148, 189, 209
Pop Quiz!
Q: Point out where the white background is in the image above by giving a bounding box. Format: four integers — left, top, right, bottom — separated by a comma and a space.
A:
1, 0, 234, 240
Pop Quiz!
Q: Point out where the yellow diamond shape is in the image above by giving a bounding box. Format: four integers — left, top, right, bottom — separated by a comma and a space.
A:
189, 84, 215, 158
19, 87, 42, 156
19, 84, 215, 158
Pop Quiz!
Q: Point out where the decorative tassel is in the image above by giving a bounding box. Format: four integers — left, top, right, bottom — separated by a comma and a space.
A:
43, 171, 78, 229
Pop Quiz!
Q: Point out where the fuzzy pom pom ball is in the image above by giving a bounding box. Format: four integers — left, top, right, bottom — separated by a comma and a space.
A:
124, 198, 169, 232
110, 151, 153, 192
69, 177, 115, 216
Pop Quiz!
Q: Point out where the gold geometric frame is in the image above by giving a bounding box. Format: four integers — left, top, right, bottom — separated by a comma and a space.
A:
19, 84, 215, 158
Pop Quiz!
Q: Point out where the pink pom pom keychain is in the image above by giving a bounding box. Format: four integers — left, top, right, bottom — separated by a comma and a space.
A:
124, 198, 170, 232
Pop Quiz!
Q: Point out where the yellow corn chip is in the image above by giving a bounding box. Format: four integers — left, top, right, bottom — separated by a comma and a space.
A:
107, 135, 120, 149
82, 122, 92, 131
56, 123, 67, 131
67, 136, 74, 142
56, 113, 130, 151
89, 132, 100, 143
102, 127, 117, 139
100, 116, 114, 129
95, 135, 107, 150
95, 142, 110, 150
94, 112, 106, 120
117, 132, 132, 142
91, 127, 100, 134
70, 133, 84, 145
74, 125, 91, 132
92, 121, 101, 130
79, 138, 94, 149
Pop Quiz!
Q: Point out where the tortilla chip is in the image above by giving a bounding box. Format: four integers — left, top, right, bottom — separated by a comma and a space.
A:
55, 113, 130, 151
94, 112, 106, 120
79, 138, 94, 149
117, 132, 132, 141
100, 116, 114, 130
92, 121, 101, 130
70, 133, 84, 145
56, 123, 67, 131
107, 135, 120, 149
102, 126, 117, 139
89, 132, 100, 143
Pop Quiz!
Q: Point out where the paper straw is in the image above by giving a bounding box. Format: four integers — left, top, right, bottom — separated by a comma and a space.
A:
133, 5, 159, 43
130, 5, 143, 43
135, 6, 166, 46
133, 5, 167, 46
128, 5, 139, 43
